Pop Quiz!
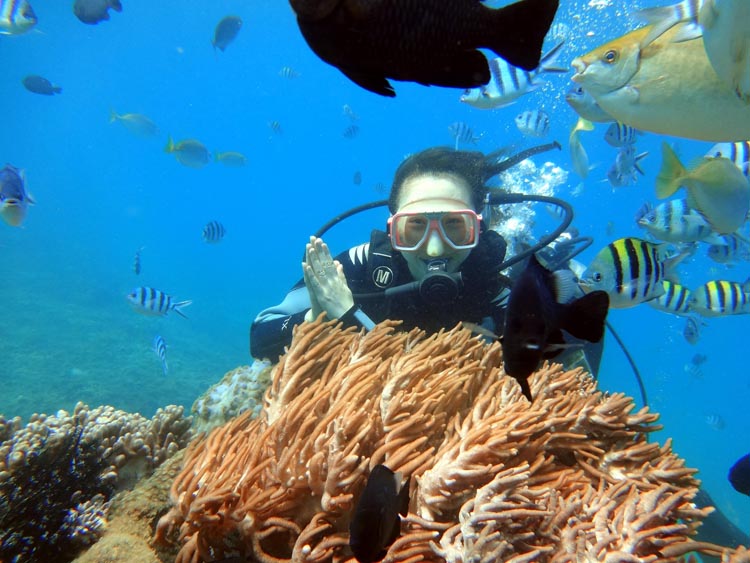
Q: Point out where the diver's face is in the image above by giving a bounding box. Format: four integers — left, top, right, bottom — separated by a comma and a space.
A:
394, 174, 475, 278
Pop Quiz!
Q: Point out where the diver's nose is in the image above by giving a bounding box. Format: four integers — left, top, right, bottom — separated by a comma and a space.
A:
425, 230, 445, 257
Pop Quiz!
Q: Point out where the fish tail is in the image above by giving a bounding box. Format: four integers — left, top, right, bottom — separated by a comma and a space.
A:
172, 299, 193, 318
109, 109, 119, 123
656, 142, 686, 199
164, 135, 174, 154
53, 85, 62, 94
483, 0, 560, 71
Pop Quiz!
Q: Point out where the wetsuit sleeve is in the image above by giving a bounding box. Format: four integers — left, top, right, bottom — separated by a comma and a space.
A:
250, 282, 311, 361
250, 244, 376, 361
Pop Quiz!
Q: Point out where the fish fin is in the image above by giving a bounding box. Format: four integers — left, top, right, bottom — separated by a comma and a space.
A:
573, 116, 594, 134
551, 269, 577, 303
110, 0, 123, 12
513, 375, 533, 402
539, 40, 566, 73
172, 300, 193, 319
164, 135, 175, 153
633, 152, 649, 176
655, 142, 686, 199
672, 23, 703, 42
484, 0, 560, 71
560, 290, 609, 342
397, 476, 410, 517
340, 68, 395, 97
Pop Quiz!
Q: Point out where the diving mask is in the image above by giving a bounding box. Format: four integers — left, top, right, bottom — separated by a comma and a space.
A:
388, 209, 481, 252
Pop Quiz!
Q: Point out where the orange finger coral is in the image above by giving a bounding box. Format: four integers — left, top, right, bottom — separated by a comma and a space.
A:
156, 319, 734, 563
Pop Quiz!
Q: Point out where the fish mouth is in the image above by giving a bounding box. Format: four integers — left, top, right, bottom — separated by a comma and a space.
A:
2, 199, 20, 208
570, 58, 587, 83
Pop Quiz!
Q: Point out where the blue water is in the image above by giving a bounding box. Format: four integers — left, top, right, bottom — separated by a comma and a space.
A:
2, 0, 748, 533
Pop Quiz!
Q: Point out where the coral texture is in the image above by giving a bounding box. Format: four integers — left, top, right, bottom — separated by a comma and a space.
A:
191, 361, 273, 434
0, 403, 192, 562
156, 319, 736, 563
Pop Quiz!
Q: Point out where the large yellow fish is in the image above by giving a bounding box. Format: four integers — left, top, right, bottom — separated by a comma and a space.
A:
700, 0, 750, 104
656, 142, 750, 234
571, 24, 750, 142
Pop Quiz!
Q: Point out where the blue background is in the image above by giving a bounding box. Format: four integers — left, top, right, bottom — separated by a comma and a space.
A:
1, 0, 748, 532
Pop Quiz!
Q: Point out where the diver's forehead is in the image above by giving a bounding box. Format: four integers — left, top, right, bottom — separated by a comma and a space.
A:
397, 175, 472, 213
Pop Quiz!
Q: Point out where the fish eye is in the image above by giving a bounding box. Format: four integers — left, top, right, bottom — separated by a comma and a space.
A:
603, 50, 618, 64
593, 272, 603, 282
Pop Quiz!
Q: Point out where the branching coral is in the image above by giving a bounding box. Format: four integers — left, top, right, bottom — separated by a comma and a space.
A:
0, 403, 193, 562
156, 319, 737, 563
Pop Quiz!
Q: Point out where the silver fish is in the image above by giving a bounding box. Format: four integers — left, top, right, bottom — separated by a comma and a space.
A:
153, 335, 168, 376
0, 0, 37, 35
565, 85, 613, 123
0, 163, 34, 227
127, 287, 192, 318
460, 41, 566, 110
515, 109, 550, 137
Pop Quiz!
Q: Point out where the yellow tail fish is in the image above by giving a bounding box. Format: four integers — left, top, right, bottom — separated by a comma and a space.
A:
571, 24, 750, 142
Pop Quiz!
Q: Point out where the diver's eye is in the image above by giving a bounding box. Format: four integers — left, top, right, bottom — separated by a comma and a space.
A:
593, 272, 603, 282
603, 50, 618, 64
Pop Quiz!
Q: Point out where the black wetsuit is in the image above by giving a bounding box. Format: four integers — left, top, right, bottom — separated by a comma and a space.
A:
250, 228, 508, 361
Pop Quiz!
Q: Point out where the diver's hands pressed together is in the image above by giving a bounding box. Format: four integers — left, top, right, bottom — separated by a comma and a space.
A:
302, 236, 355, 321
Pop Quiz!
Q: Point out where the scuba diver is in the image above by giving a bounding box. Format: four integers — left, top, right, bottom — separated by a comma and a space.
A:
250, 143, 600, 371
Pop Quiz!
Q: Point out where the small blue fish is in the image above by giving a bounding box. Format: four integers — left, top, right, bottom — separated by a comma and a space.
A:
202, 220, 226, 243
153, 335, 168, 376
127, 287, 192, 318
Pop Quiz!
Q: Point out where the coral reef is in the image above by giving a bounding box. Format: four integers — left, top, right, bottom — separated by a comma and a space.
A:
191, 361, 273, 434
0, 403, 192, 562
155, 319, 743, 563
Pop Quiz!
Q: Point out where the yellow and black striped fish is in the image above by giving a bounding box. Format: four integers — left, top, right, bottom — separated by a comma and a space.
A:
580, 237, 678, 308
647, 280, 692, 316
689, 279, 750, 317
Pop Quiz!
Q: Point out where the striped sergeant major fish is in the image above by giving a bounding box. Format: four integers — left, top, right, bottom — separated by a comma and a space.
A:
459, 40, 566, 110
202, 220, 226, 243
636, 0, 704, 46
706, 140, 750, 176
636, 198, 721, 244
133, 246, 143, 275
0, 0, 37, 35
647, 280, 692, 316
127, 287, 192, 318
152, 335, 168, 376
579, 237, 686, 309
604, 122, 641, 147
707, 233, 750, 264
689, 279, 750, 317
514, 109, 550, 138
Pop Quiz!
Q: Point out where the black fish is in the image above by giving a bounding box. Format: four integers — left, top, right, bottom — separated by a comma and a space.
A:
729, 453, 750, 496
212, 15, 242, 52
349, 464, 410, 563
290, 0, 559, 97
501, 255, 609, 401
22, 75, 62, 96
73, 0, 122, 25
